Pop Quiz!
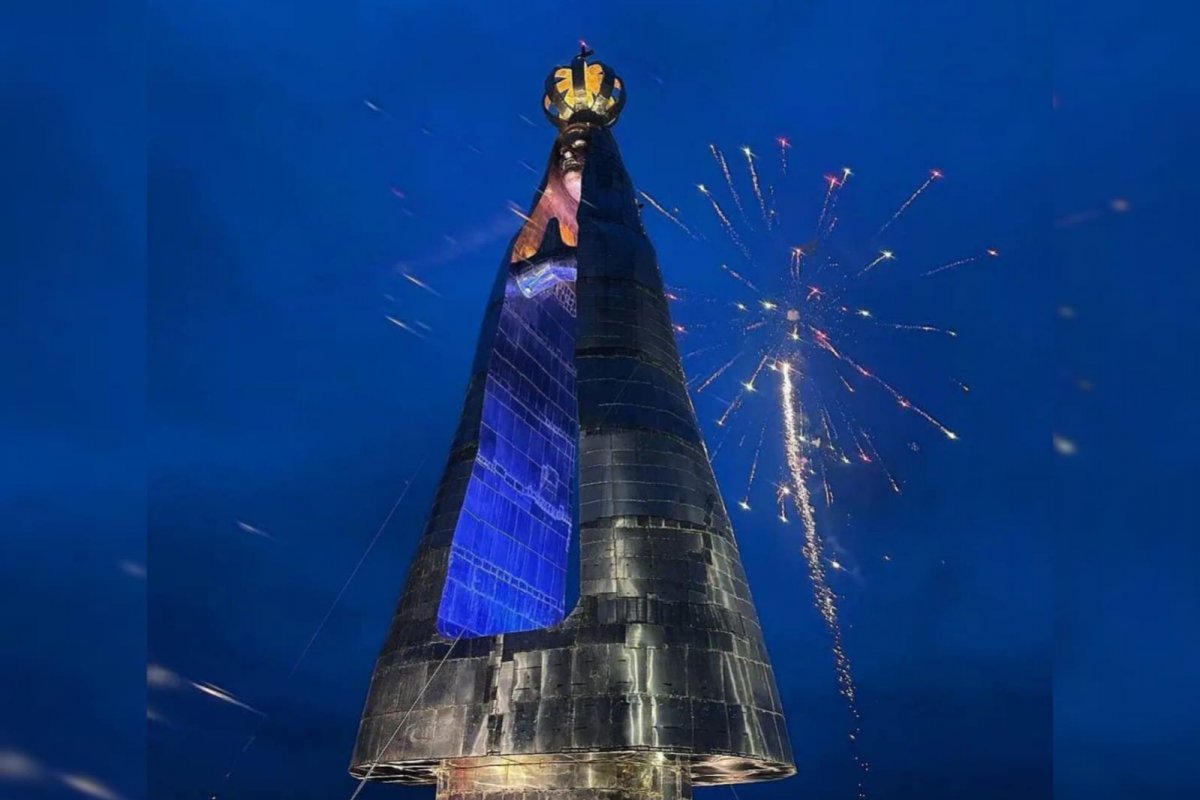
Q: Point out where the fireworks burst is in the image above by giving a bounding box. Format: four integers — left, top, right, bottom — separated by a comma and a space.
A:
638, 138, 991, 799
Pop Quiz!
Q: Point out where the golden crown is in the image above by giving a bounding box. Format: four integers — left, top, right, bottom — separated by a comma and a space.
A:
542, 45, 626, 129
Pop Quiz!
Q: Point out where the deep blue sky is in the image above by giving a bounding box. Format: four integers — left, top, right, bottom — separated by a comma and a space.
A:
2, 2, 1197, 800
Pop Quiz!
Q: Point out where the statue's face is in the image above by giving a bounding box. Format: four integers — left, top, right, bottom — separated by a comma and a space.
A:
557, 130, 589, 203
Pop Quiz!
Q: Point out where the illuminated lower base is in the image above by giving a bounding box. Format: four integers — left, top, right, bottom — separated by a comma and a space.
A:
436, 755, 692, 800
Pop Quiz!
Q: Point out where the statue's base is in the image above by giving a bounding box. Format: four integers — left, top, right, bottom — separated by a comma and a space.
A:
436, 755, 692, 800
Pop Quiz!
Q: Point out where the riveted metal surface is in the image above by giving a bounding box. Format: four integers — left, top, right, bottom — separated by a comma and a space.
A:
350, 127, 793, 788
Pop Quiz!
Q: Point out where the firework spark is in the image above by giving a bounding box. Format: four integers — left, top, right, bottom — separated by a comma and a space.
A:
821, 167, 852, 237
696, 354, 741, 393
716, 393, 743, 428
849, 309, 957, 337
858, 250, 895, 276
741, 424, 767, 508
401, 272, 440, 296
833, 345, 958, 440
878, 168, 942, 234
859, 428, 901, 493
639, 190, 700, 239
709, 144, 747, 220
721, 263, 760, 292
816, 174, 841, 233
922, 247, 999, 278
743, 146, 771, 227
777, 137, 790, 175
386, 316, 426, 338
699, 184, 753, 261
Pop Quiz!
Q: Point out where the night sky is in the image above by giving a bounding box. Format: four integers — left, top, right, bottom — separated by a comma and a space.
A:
2, 2, 1197, 800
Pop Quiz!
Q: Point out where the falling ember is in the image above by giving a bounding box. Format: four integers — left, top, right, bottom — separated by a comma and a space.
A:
709, 144, 746, 219
779, 362, 869, 792
742, 146, 771, 227
777, 137, 790, 175
639, 190, 699, 239
878, 168, 942, 234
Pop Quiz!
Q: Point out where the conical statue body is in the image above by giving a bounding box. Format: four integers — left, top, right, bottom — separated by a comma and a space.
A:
350, 58, 794, 799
